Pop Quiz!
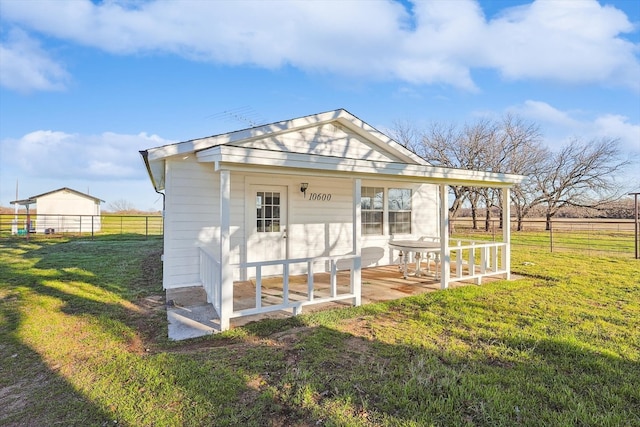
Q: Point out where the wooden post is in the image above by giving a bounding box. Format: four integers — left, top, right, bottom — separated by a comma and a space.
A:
219, 170, 232, 331
351, 178, 362, 306
439, 184, 450, 289
502, 188, 511, 280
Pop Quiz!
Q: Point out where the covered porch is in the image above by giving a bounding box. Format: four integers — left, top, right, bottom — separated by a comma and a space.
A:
201, 161, 516, 333
167, 236, 510, 340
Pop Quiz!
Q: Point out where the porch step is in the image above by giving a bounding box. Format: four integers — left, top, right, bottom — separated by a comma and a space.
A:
166, 286, 219, 340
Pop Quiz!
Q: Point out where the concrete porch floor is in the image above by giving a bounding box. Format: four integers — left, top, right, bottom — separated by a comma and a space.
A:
165, 264, 483, 340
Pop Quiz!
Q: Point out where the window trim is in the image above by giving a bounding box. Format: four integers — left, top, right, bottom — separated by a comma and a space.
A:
361, 186, 413, 236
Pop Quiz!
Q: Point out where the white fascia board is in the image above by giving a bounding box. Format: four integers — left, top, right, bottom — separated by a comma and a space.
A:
197, 145, 526, 187
145, 109, 349, 162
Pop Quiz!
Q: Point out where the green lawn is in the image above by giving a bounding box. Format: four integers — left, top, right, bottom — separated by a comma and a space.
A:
1, 238, 638, 426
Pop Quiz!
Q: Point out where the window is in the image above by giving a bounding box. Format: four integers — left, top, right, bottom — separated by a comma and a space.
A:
256, 191, 281, 232
388, 188, 411, 234
361, 187, 383, 235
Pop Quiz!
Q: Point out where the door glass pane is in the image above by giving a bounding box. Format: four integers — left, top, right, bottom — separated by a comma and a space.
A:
256, 190, 282, 233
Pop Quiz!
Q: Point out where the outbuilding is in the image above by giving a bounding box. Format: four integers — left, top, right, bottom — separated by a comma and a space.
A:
10, 187, 103, 234
140, 109, 524, 331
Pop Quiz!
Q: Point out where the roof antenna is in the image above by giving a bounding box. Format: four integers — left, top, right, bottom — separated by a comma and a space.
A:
207, 106, 267, 128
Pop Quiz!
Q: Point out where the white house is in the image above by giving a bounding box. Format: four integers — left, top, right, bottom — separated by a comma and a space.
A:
10, 187, 103, 234
140, 109, 524, 331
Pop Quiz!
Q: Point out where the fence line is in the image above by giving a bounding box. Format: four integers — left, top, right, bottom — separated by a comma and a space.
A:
3, 213, 635, 257
0, 213, 163, 240
452, 217, 637, 258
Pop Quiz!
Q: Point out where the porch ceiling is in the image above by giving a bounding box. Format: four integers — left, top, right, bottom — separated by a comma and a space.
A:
196, 145, 526, 188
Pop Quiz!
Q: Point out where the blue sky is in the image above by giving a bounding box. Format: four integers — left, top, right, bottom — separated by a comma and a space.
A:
1, 0, 639, 211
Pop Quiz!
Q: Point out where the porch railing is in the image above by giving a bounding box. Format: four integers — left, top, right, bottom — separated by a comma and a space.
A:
198, 240, 508, 330
199, 248, 221, 316
197, 249, 361, 329
448, 240, 507, 284
231, 254, 360, 319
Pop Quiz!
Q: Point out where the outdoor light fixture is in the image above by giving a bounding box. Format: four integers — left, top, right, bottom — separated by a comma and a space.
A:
300, 183, 309, 198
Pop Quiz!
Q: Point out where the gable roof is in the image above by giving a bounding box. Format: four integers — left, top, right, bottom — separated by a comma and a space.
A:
143, 109, 427, 165
10, 187, 104, 206
140, 109, 526, 191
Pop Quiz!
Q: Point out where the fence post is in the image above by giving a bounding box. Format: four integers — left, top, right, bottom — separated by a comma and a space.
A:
145, 216, 149, 239
91, 215, 94, 240
631, 192, 639, 259
549, 219, 553, 253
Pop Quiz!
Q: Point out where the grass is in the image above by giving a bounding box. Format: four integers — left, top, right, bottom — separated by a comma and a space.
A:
1, 237, 639, 426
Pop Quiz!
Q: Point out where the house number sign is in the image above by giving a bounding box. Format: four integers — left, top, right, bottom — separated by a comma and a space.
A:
308, 193, 332, 201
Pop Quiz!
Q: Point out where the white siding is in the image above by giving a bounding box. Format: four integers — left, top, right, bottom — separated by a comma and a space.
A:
163, 156, 218, 289
162, 163, 440, 289
242, 174, 439, 271
230, 123, 403, 162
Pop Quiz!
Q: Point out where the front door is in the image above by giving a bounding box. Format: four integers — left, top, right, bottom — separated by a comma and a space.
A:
247, 186, 288, 276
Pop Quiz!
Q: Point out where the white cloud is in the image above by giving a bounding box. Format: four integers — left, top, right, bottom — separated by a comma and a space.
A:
593, 114, 640, 153
5, 130, 175, 180
0, 28, 69, 92
484, 1, 639, 88
509, 100, 640, 154
510, 100, 581, 128
0, 0, 638, 91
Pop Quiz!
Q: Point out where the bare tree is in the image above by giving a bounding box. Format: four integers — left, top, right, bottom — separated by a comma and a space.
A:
534, 137, 630, 230
392, 115, 630, 233
391, 115, 543, 231
390, 120, 468, 226
496, 114, 547, 231
108, 199, 136, 213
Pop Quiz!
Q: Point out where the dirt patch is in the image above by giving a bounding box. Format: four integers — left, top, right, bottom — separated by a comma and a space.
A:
272, 326, 314, 345
132, 250, 164, 294
129, 294, 166, 351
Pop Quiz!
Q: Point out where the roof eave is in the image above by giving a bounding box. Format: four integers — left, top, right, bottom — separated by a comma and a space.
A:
198, 145, 526, 187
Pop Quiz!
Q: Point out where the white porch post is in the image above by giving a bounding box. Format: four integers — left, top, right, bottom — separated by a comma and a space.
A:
502, 187, 511, 280
439, 184, 450, 289
351, 178, 362, 306
219, 169, 232, 331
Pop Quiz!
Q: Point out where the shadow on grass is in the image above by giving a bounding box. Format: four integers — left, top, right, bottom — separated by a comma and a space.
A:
0, 238, 165, 425
1, 238, 639, 425
148, 313, 640, 426
0, 288, 117, 425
